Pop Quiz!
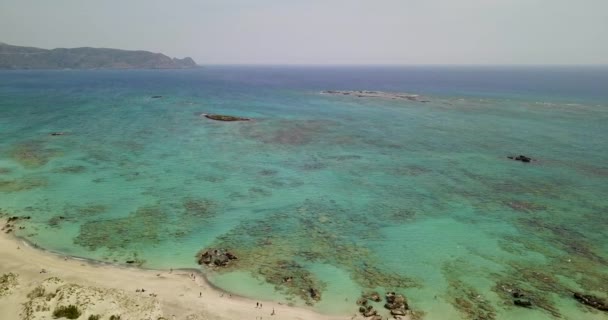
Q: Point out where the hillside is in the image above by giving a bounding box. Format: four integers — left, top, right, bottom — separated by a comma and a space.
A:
0, 43, 197, 69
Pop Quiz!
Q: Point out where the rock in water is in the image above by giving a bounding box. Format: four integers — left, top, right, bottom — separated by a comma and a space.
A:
508, 155, 533, 163
573, 292, 608, 311
514, 299, 533, 308
196, 248, 238, 268
203, 114, 251, 122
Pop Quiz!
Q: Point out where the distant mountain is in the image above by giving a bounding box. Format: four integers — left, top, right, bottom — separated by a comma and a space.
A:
0, 43, 197, 69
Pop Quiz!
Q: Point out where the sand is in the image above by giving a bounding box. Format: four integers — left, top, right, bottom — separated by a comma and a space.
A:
0, 221, 356, 320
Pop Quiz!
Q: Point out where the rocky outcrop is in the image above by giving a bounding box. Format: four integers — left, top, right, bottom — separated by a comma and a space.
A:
196, 248, 238, 268
573, 292, 608, 312
508, 155, 533, 163
385, 292, 409, 315
203, 114, 251, 122
356, 291, 412, 318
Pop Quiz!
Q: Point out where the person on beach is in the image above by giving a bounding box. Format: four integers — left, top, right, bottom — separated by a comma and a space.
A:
256, 302, 259, 308
271, 308, 275, 316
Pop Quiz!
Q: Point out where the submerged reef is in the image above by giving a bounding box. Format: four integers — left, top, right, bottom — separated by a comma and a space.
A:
321, 90, 430, 102
74, 198, 217, 253
238, 119, 335, 146
9, 140, 62, 168
447, 279, 496, 320
0, 177, 47, 192
196, 199, 420, 306
441, 261, 497, 320
53, 165, 87, 174
49, 204, 107, 228
74, 205, 168, 251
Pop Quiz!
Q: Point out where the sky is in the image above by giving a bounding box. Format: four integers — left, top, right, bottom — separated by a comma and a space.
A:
1, 0, 607, 65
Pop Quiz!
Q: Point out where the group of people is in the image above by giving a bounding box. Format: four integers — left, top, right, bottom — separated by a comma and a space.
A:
255, 302, 276, 318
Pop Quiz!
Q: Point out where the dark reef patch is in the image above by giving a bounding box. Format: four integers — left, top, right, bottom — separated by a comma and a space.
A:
74, 198, 218, 252
74, 205, 168, 250
9, 141, 62, 168
0, 177, 48, 192
197, 199, 420, 305
504, 200, 547, 213
53, 165, 87, 174
48, 204, 108, 227
446, 279, 496, 320
238, 119, 335, 146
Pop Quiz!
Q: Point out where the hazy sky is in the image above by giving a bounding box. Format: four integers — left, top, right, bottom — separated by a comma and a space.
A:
1, 0, 607, 65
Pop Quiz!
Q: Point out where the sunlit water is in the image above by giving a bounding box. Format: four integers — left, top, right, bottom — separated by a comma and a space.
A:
1, 66, 608, 319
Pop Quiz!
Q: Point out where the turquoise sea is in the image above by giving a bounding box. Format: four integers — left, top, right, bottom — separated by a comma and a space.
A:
1, 66, 608, 319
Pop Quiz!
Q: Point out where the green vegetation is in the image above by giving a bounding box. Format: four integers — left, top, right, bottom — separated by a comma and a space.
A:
87, 315, 100, 320
109, 316, 121, 320
0, 43, 197, 69
52, 305, 82, 319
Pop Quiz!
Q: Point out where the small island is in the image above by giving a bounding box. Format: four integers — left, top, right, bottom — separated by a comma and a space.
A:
0, 43, 197, 70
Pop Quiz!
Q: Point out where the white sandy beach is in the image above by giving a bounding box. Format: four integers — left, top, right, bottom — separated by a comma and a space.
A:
0, 220, 356, 320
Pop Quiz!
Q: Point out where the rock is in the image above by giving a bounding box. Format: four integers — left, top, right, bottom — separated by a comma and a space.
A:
363, 309, 377, 317
508, 155, 533, 163
196, 248, 238, 268
356, 297, 368, 306
151, 96, 163, 99
573, 292, 608, 311
126, 260, 135, 264
370, 316, 383, 320
309, 287, 320, 300
7, 216, 30, 223
384, 293, 409, 311
203, 114, 250, 122
49, 132, 66, 136
514, 299, 533, 308
390, 308, 407, 316
359, 305, 376, 317
364, 291, 381, 302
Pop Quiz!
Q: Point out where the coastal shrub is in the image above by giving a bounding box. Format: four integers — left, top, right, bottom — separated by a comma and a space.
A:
52, 305, 82, 319
109, 315, 121, 320
0, 272, 18, 296
88, 315, 100, 320
27, 285, 45, 298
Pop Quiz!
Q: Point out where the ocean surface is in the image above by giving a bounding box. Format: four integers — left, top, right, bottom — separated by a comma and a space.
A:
1, 66, 608, 319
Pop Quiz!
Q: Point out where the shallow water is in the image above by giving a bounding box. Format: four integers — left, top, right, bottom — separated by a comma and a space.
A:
1, 66, 608, 319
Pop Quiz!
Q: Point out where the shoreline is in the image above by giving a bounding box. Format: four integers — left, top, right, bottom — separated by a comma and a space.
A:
0, 222, 353, 320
